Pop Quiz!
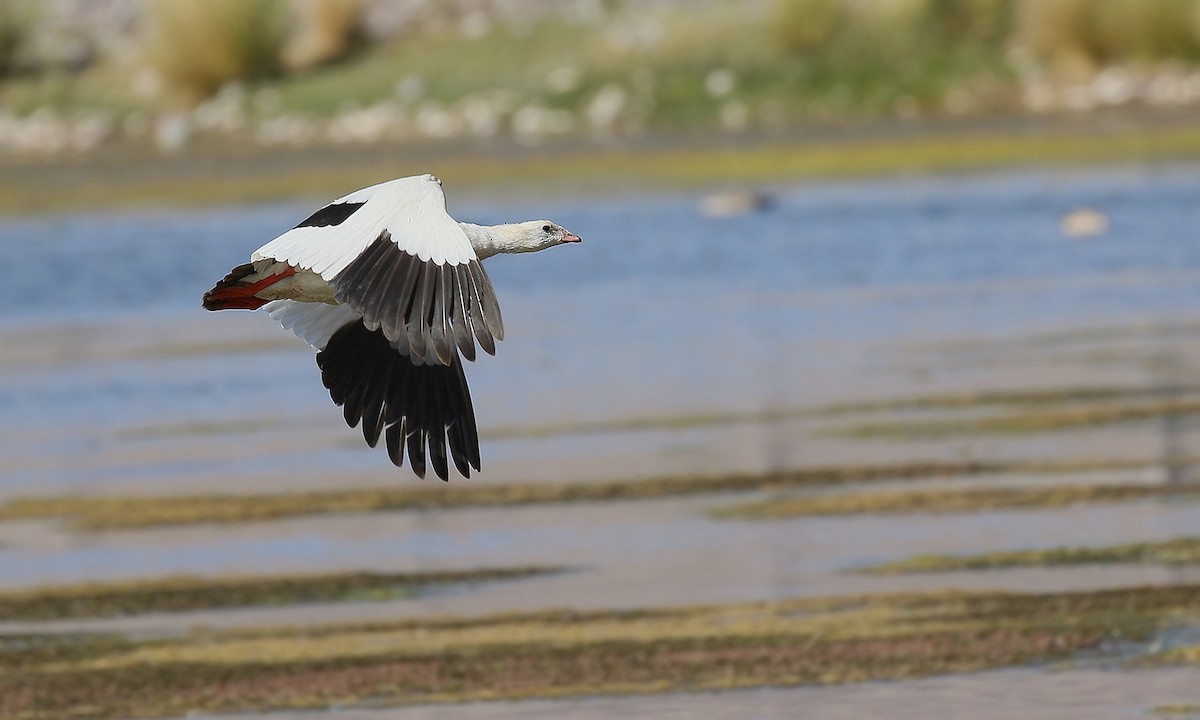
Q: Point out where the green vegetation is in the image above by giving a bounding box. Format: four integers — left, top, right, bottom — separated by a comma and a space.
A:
140, 0, 366, 104
859, 537, 1200, 575
813, 385, 1200, 416
773, 0, 1015, 115
0, 459, 1143, 531
714, 483, 1194, 520
832, 398, 1200, 439
3, 583, 1196, 719
5, 119, 1200, 216
773, 0, 1200, 96
0, 634, 139, 674
0, 567, 559, 622
7, 0, 1200, 137
1153, 705, 1200, 716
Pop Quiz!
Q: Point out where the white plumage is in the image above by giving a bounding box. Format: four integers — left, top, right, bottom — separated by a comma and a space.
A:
204, 174, 582, 480
254, 175, 478, 274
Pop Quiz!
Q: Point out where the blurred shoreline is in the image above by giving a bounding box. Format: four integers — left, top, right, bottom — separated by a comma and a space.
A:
5, 106, 1200, 216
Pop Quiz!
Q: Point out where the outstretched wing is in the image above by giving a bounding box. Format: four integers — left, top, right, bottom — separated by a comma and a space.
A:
252, 174, 503, 366
266, 300, 480, 480
318, 319, 480, 480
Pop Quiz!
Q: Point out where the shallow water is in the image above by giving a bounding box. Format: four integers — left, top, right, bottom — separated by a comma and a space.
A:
3, 165, 1200, 494
6, 485, 1200, 637
2, 164, 1200, 715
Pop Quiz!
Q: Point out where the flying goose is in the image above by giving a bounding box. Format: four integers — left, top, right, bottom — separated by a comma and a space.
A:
203, 174, 581, 480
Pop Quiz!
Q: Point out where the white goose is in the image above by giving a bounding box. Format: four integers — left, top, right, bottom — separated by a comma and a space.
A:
203, 174, 581, 480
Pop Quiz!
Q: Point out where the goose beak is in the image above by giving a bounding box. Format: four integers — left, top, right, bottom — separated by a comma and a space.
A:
562, 231, 582, 244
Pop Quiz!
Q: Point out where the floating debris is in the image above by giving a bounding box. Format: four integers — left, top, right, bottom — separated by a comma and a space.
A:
1061, 208, 1110, 237
698, 189, 771, 218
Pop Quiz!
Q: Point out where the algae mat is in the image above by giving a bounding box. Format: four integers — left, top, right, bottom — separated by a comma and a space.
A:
0, 567, 560, 622
859, 537, 1200, 575
5, 583, 1199, 718
0, 459, 1143, 531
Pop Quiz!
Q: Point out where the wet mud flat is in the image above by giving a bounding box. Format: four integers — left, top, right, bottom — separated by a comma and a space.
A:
4, 165, 1200, 716
4, 583, 1200, 719
178, 667, 1200, 720
5, 340, 1200, 717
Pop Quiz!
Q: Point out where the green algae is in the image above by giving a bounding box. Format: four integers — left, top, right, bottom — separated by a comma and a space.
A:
1153, 705, 1200, 716
832, 399, 1200, 439
3, 583, 1196, 719
859, 537, 1200, 575
714, 483, 1195, 520
0, 634, 135, 672
813, 385, 1200, 417
0, 459, 1145, 531
0, 567, 560, 622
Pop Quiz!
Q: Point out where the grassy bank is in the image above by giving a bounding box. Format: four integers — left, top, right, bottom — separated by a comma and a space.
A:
4, 114, 1200, 216
7, 0, 1200, 141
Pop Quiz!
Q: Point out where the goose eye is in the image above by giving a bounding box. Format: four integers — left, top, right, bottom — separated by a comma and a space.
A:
542, 224, 552, 233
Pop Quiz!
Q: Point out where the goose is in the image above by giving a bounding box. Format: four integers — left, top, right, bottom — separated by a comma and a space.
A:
203, 174, 581, 480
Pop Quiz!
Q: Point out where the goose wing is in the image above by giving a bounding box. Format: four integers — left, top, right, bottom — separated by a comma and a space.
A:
253, 174, 503, 366
265, 299, 480, 480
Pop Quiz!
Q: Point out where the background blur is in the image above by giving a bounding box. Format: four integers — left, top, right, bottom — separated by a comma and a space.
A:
3, 1, 1200, 718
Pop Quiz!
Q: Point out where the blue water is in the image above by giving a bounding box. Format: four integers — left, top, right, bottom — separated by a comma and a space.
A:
1, 164, 1199, 495
4, 165, 1199, 325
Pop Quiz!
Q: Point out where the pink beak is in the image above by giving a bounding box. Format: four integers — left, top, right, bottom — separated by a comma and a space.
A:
563, 230, 582, 244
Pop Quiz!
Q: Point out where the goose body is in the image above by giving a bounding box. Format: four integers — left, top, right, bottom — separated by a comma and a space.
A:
203, 174, 581, 480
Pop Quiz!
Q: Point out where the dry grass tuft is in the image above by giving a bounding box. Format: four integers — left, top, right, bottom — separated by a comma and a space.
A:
143, 0, 290, 103
284, 0, 365, 71
1014, 0, 1200, 77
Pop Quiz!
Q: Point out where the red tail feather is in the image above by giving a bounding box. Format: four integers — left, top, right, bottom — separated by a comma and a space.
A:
203, 263, 295, 311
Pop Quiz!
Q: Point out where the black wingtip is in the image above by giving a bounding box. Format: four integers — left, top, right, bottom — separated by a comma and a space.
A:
317, 320, 480, 480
